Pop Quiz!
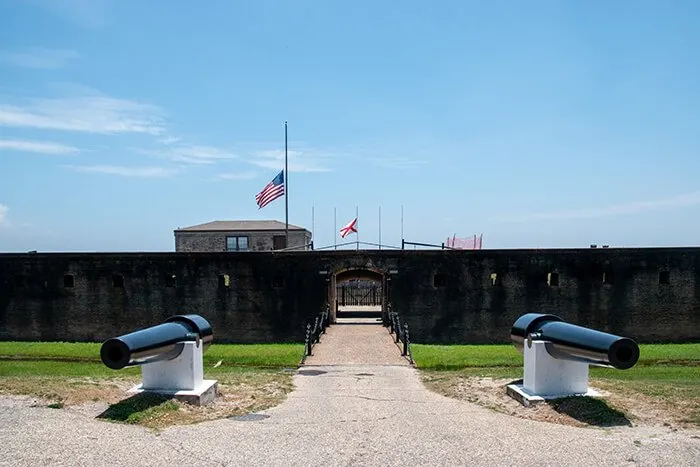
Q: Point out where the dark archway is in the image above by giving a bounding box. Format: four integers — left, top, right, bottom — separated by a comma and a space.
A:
330, 267, 386, 322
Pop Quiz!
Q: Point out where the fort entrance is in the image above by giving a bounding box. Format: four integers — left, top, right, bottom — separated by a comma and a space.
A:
329, 267, 386, 322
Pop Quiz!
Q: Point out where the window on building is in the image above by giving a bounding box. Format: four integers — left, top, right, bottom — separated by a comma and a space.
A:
273, 235, 287, 250
547, 272, 560, 287
14, 275, 27, 288
603, 270, 614, 285
112, 274, 124, 288
434, 273, 447, 287
272, 274, 285, 288
226, 236, 249, 251
659, 271, 670, 285
64, 274, 74, 288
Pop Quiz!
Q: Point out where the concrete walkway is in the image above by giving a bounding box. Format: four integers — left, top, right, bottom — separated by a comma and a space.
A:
303, 317, 411, 366
1, 320, 699, 466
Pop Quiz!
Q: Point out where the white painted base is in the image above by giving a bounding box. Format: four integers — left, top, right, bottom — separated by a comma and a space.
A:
507, 340, 604, 406
127, 341, 219, 406
129, 379, 218, 406
523, 340, 589, 397
141, 341, 204, 391
506, 383, 601, 407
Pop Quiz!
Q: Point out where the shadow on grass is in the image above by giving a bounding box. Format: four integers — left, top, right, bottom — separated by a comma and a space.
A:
548, 396, 632, 427
97, 392, 178, 424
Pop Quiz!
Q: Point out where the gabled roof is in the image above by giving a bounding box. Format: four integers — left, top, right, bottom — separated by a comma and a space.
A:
174, 220, 308, 233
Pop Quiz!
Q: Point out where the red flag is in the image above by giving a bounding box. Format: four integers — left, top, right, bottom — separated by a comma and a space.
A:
339, 217, 358, 238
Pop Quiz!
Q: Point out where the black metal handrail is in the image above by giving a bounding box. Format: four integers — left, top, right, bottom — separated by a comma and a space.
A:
383, 304, 413, 364
300, 304, 331, 364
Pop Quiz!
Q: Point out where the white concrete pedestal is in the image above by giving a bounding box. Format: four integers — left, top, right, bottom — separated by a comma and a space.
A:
507, 340, 600, 406
129, 341, 218, 406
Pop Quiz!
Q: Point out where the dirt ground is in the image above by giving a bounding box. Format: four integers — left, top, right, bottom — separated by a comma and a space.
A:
420, 374, 698, 431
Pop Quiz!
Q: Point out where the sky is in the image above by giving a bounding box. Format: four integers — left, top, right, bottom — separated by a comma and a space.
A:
0, 0, 699, 252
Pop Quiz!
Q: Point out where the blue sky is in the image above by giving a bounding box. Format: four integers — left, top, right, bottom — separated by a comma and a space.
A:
0, 0, 699, 252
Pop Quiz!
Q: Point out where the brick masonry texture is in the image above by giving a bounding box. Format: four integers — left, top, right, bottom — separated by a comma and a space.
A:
0, 248, 698, 344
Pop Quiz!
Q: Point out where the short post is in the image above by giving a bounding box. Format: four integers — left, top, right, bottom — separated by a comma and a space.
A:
395, 316, 401, 343
402, 323, 409, 356
305, 323, 312, 357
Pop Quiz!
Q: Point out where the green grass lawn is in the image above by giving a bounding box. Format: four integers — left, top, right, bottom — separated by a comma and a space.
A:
0, 341, 304, 369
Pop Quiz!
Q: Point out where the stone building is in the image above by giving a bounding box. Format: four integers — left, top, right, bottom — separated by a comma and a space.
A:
174, 220, 312, 252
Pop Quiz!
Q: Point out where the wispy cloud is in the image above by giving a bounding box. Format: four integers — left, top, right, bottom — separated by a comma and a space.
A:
64, 165, 178, 178
0, 204, 7, 227
0, 47, 79, 69
158, 135, 182, 145
369, 156, 427, 169
0, 139, 79, 154
0, 94, 166, 135
249, 149, 332, 173
492, 191, 700, 223
137, 145, 237, 164
217, 171, 258, 181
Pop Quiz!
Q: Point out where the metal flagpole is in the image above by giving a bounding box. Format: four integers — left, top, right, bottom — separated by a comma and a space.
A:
401, 205, 404, 243
334, 207, 337, 250
311, 205, 315, 249
378, 206, 381, 250
284, 121, 289, 248
356, 205, 359, 251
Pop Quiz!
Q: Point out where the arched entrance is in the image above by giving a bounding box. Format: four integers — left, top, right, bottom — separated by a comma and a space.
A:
329, 267, 386, 322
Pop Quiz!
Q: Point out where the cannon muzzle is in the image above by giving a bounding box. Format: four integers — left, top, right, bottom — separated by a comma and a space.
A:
100, 314, 214, 370
510, 313, 639, 370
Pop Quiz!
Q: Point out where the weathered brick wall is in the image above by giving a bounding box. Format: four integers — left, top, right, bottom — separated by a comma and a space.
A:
175, 231, 311, 252
1, 248, 698, 344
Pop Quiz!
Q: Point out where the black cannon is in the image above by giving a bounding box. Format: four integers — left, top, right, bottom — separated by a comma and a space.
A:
100, 314, 214, 370
511, 313, 640, 370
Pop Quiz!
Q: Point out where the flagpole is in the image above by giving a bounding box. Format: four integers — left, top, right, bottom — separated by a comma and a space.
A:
356, 205, 359, 251
284, 121, 289, 248
334, 207, 337, 250
401, 205, 404, 244
378, 206, 381, 250
311, 205, 315, 249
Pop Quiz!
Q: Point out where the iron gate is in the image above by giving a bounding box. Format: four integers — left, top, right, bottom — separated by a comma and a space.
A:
336, 279, 382, 306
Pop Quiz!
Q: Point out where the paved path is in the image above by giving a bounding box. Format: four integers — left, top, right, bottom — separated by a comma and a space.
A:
303, 317, 411, 366
1, 321, 698, 466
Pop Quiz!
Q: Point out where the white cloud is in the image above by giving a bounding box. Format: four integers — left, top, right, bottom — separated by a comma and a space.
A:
0, 95, 166, 135
0, 47, 79, 69
137, 145, 237, 164
0, 204, 7, 227
250, 149, 332, 173
65, 165, 178, 178
217, 171, 258, 181
0, 139, 79, 154
492, 191, 700, 223
158, 135, 182, 145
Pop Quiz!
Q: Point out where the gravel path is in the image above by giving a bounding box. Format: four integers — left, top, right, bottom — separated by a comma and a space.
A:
1, 321, 698, 466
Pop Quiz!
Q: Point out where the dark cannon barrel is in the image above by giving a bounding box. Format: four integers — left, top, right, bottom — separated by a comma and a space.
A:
100, 314, 214, 370
511, 313, 640, 370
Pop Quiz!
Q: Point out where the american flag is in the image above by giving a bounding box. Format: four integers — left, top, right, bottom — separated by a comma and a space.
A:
255, 170, 285, 209
340, 217, 358, 238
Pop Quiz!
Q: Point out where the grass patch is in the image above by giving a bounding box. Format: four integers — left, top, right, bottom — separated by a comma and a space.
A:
0, 341, 304, 368
411, 343, 700, 370
0, 342, 301, 428
414, 343, 700, 429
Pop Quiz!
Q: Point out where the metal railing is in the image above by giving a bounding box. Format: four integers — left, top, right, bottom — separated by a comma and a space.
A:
300, 304, 331, 364
383, 304, 414, 364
